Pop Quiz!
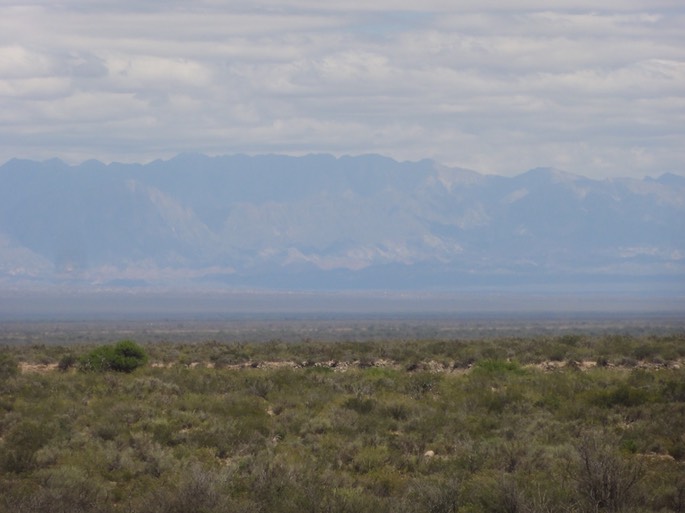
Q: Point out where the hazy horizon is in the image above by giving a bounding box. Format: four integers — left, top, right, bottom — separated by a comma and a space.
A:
3, 282, 684, 322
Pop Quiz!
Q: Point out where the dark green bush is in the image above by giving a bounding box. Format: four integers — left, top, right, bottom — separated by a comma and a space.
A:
79, 340, 147, 373
344, 396, 376, 414
57, 353, 78, 372
660, 378, 685, 402
588, 384, 649, 409
633, 344, 658, 361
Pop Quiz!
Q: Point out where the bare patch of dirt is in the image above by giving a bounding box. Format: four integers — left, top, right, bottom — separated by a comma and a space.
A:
19, 362, 58, 373
18, 357, 685, 374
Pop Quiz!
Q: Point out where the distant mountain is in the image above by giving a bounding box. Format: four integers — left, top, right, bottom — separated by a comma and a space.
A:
1, 153, 683, 290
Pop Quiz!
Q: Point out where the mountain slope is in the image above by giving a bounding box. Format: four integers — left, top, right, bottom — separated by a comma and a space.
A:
1, 154, 683, 289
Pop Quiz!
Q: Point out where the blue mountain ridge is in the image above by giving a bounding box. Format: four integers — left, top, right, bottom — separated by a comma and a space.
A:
0, 153, 683, 291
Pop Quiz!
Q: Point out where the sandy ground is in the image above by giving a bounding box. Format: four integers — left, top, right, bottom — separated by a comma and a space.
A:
18, 358, 681, 374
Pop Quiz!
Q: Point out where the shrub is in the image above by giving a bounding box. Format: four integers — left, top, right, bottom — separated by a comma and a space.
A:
633, 344, 657, 361
401, 476, 460, 513
558, 334, 583, 346
79, 340, 148, 373
588, 384, 649, 409
344, 396, 376, 415
472, 473, 524, 513
57, 353, 78, 372
406, 373, 440, 397
2, 333, 684, 513
473, 359, 523, 375
0, 351, 18, 381
34, 466, 109, 513
1, 420, 55, 473
573, 431, 644, 512
143, 464, 227, 513
385, 401, 411, 421
661, 379, 685, 402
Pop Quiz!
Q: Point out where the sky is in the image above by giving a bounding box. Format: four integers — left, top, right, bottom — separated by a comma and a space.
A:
1, 1, 684, 178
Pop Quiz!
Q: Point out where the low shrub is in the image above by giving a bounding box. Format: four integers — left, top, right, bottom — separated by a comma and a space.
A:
588, 384, 649, 409
1, 420, 55, 473
79, 340, 148, 373
57, 353, 78, 372
344, 396, 376, 415
0, 351, 18, 381
2, 332, 684, 513
573, 431, 644, 512
473, 359, 523, 374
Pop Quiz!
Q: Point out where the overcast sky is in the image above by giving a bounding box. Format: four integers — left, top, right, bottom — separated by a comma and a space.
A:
1, 1, 683, 178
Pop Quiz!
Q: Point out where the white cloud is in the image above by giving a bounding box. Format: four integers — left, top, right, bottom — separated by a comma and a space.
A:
0, 76, 71, 99
106, 55, 213, 90
0, 2, 683, 178
0, 45, 55, 78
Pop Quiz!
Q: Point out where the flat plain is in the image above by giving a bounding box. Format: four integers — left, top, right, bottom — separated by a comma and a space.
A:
1, 315, 684, 512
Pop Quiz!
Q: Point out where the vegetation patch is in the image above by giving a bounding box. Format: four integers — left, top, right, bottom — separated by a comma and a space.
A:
79, 340, 148, 373
0, 333, 684, 512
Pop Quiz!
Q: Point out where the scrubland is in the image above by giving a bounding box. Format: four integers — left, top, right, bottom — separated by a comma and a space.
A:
1, 332, 684, 512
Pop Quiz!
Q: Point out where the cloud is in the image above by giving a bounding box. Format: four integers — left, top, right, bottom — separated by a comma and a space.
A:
0, 45, 55, 78
0, 2, 683, 178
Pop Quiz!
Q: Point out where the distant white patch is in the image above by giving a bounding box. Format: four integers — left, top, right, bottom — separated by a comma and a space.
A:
454, 205, 490, 229
505, 188, 529, 203
618, 246, 661, 258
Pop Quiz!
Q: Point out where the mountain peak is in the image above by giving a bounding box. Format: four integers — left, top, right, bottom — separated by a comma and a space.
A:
656, 172, 685, 187
78, 159, 107, 169
42, 157, 69, 169
170, 152, 212, 163
519, 167, 585, 182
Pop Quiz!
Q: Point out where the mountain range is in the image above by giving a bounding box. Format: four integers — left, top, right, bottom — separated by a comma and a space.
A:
1, 153, 683, 292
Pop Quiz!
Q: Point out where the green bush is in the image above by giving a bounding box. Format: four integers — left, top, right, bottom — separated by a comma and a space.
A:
0, 351, 18, 381
344, 396, 376, 415
1, 420, 55, 473
79, 340, 148, 373
473, 359, 524, 375
57, 353, 78, 372
588, 384, 649, 409
573, 431, 644, 512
